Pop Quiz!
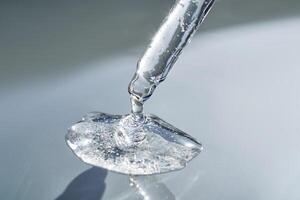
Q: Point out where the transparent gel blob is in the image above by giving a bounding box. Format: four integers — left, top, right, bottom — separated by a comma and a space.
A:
66, 112, 202, 175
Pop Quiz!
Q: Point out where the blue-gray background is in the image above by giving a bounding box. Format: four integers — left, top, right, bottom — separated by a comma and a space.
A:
1, 0, 300, 199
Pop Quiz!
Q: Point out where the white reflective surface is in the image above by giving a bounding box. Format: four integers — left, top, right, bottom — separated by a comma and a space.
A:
1, 17, 300, 200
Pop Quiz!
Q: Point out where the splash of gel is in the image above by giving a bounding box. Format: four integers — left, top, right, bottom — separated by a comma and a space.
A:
66, 112, 202, 175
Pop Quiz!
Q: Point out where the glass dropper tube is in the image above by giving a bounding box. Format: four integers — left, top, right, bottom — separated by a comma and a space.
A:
129, 0, 215, 106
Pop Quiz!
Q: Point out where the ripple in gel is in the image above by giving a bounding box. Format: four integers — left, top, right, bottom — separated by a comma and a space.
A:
66, 112, 202, 175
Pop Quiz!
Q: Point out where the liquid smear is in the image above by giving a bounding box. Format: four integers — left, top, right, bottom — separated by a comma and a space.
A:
66, 0, 214, 175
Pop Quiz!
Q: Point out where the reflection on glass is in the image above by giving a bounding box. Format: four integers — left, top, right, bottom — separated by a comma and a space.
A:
129, 175, 175, 200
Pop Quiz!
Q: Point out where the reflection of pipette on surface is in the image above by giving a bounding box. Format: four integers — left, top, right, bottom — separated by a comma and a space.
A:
129, 175, 176, 200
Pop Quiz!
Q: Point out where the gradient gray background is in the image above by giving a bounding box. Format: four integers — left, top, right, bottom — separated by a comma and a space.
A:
1, 0, 300, 199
